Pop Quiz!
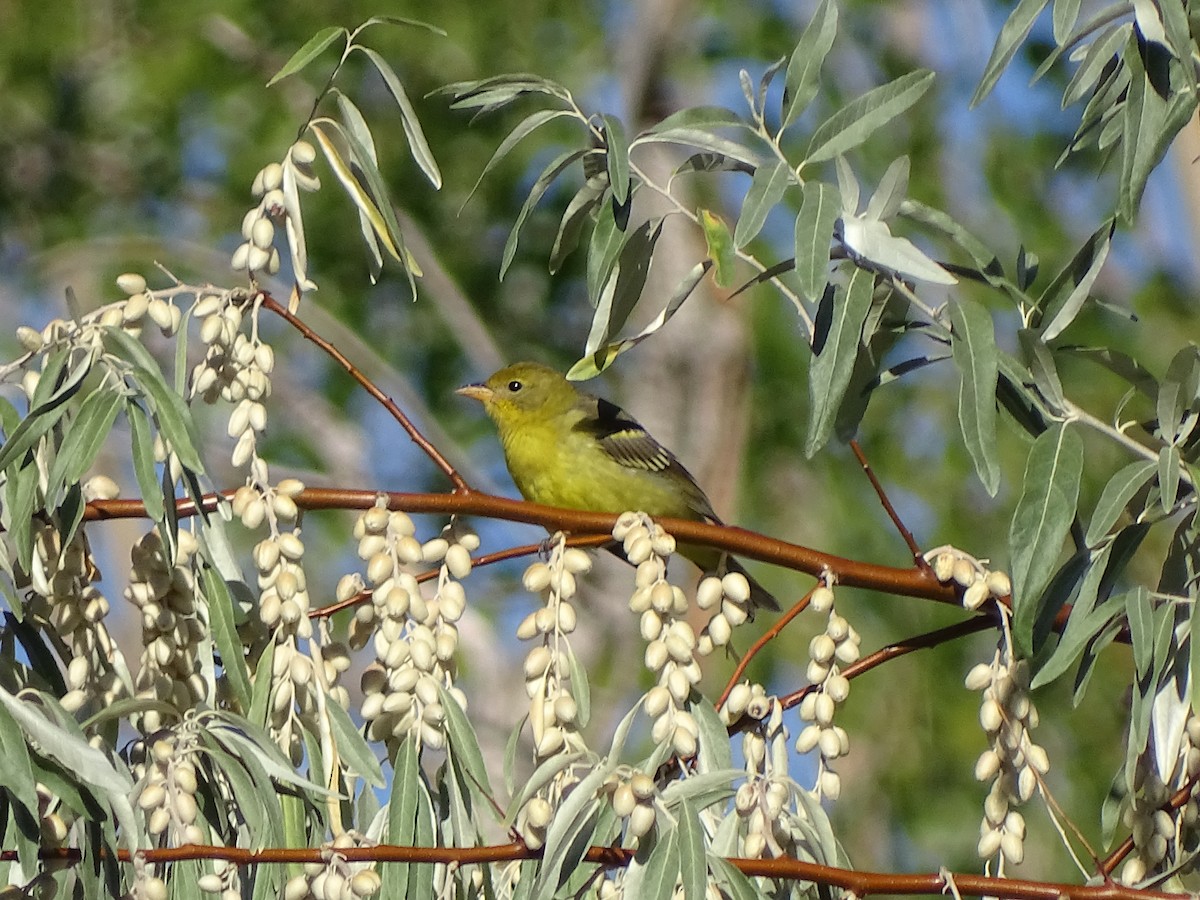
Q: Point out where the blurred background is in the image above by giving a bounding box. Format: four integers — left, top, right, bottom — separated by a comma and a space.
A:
1, 0, 1192, 879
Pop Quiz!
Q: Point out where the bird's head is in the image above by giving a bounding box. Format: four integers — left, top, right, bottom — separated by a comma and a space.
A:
456, 361, 579, 430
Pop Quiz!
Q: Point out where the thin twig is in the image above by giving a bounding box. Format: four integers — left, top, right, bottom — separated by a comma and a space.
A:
717, 584, 815, 710
259, 292, 470, 492
850, 438, 929, 572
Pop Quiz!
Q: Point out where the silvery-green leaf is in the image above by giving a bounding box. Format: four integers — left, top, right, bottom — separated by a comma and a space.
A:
841, 214, 956, 285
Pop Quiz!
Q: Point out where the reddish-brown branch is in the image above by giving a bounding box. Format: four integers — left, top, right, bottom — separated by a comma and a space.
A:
259, 293, 470, 492
86, 488, 959, 605
850, 438, 930, 573
779, 616, 996, 710
13, 844, 1182, 899
717, 585, 815, 710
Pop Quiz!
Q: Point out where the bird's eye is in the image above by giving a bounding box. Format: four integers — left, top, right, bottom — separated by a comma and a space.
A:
507, 380, 523, 393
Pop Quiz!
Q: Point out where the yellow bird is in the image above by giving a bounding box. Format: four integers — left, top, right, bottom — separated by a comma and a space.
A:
457, 361, 778, 614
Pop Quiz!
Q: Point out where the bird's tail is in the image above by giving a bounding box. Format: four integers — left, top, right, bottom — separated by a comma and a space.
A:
719, 555, 780, 616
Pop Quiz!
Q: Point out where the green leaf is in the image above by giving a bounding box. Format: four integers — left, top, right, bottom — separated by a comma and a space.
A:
1126, 585, 1153, 679
635, 107, 766, 167
564, 643, 591, 728
200, 568, 251, 714
126, 400, 164, 524
501, 147, 588, 280
864, 156, 909, 221
1017, 330, 1066, 414
949, 299, 1001, 495
132, 365, 203, 473
267, 27, 345, 86
323, 693, 385, 787
601, 114, 631, 206
1052, 0, 1082, 42
1037, 220, 1114, 341
708, 856, 761, 900
1032, 546, 1123, 688
794, 181, 839, 303
382, 737, 420, 900
971, 0, 1051, 106
625, 826, 679, 899
804, 70, 934, 164
806, 267, 874, 456
734, 160, 791, 249
1119, 34, 1197, 221
583, 219, 664, 358
677, 801, 706, 900
586, 201, 626, 302
439, 684, 490, 793
840, 215, 956, 284
0, 700, 38, 822
468, 109, 577, 207
1063, 25, 1130, 108
1159, 444, 1181, 513
355, 47, 442, 188
1085, 460, 1156, 546
699, 209, 735, 288
780, 0, 838, 129
1010, 424, 1085, 655
45, 387, 123, 505
533, 761, 611, 896
569, 261, 711, 380
550, 175, 606, 274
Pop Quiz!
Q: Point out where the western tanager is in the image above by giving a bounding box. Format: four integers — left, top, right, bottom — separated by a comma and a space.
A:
457, 361, 778, 613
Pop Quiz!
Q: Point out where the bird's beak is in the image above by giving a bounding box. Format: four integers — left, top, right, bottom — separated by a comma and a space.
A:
456, 383, 493, 404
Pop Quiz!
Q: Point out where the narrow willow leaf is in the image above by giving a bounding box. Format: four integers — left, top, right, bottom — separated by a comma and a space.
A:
949, 298, 1001, 495
864, 156, 910, 221
734, 160, 791, 248
1126, 586, 1154, 679
324, 694, 385, 787
0, 701, 37, 821
267, 27, 345, 86
781, 0, 838, 128
971, 0, 1052, 106
635, 107, 766, 167
840, 215, 957, 284
439, 685, 489, 791
587, 201, 626, 304
501, 148, 588, 280
468, 109, 577, 206
1010, 424, 1085, 654
699, 209, 735, 287
1063, 25, 1130, 108
199, 568, 250, 714
309, 120, 404, 263
709, 856, 762, 900
678, 801, 706, 900
45, 387, 122, 503
564, 644, 591, 728
550, 175, 606, 274
1039, 220, 1114, 341
601, 113, 630, 205
794, 181, 839, 302
382, 737, 420, 900
1085, 459, 1155, 546
1052, 0, 1082, 42
533, 762, 613, 896
1159, 445, 1181, 513
281, 158, 315, 291
625, 826, 680, 899
804, 70, 934, 164
569, 262, 711, 380
356, 46, 442, 188
1017, 329, 1066, 414
806, 268, 874, 456
583, 219, 663, 357
133, 365, 204, 474
1119, 35, 1197, 221
1031, 543, 1118, 688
